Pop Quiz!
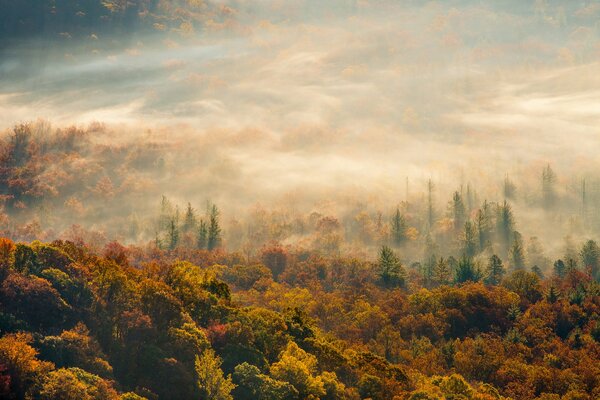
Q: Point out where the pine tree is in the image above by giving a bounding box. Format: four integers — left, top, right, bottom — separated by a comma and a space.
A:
208, 204, 221, 251
496, 201, 514, 258
504, 175, 516, 200
159, 195, 173, 231
451, 191, 465, 232
427, 179, 435, 230
183, 202, 197, 233
167, 217, 179, 250
507, 302, 521, 321
553, 259, 566, 278
197, 220, 208, 250
454, 256, 481, 283
580, 239, 600, 280
546, 285, 560, 303
531, 265, 544, 279
527, 236, 550, 271
476, 200, 492, 252
433, 257, 451, 286
462, 220, 477, 258
484, 254, 505, 285
377, 245, 405, 287
390, 208, 407, 247
510, 231, 525, 270
542, 164, 556, 209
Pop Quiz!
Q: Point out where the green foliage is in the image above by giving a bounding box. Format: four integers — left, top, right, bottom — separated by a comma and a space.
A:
233, 362, 297, 400
484, 254, 505, 285
580, 239, 600, 280
377, 245, 406, 287
208, 205, 222, 251
454, 256, 481, 284
391, 208, 408, 246
195, 349, 235, 400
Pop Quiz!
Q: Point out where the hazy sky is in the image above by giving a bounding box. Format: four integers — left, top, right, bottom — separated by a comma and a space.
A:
1, 0, 600, 208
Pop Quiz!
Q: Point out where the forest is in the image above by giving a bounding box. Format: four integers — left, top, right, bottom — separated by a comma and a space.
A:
2, 0, 600, 399
0, 122, 599, 399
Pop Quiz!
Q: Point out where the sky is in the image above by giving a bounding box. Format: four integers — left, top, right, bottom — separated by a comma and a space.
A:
1, 0, 600, 219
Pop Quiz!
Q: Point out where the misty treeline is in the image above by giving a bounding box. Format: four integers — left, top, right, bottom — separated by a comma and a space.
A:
0, 219, 598, 398
2, 122, 600, 280
0, 124, 599, 399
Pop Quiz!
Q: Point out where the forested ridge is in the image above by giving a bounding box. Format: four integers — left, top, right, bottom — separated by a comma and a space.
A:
0, 123, 599, 399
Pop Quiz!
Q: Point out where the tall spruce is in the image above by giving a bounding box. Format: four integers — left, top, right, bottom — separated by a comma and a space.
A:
208, 204, 222, 251
377, 245, 406, 287
484, 254, 505, 285
510, 231, 526, 270
390, 208, 407, 246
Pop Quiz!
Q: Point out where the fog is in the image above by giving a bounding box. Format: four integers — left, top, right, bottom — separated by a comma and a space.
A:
1, 0, 600, 261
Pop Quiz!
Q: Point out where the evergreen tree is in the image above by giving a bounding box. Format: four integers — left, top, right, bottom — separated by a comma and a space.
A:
542, 164, 556, 209
390, 208, 407, 246
451, 191, 465, 232
427, 179, 435, 230
159, 195, 173, 231
208, 204, 222, 251
546, 285, 560, 303
167, 217, 179, 250
183, 202, 197, 233
563, 236, 579, 267
476, 200, 492, 251
507, 303, 521, 321
433, 257, 451, 286
496, 201, 514, 258
531, 265, 544, 279
553, 259, 566, 278
462, 220, 477, 258
197, 220, 208, 250
377, 245, 405, 287
484, 254, 505, 285
526, 236, 550, 271
454, 256, 481, 283
509, 231, 525, 270
503, 175, 516, 200
580, 239, 600, 280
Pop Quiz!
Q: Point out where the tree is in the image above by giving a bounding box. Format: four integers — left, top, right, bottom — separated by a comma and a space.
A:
546, 285, 560, 303
476, 201, 492, 252
377, 246, 405, 287
159, 195, 174, 231
197, 220, 208, 250
167, 217, 179, 251
390, 208, 407, 246
427, 179, 435, 231
432, 257, 451, 286
462, 221, 477, 258
195, 349, 235, 400
526, 236, 550, 271
451, 191, 465, 232
183, 202, 198, 233
580, 239, 600, 280
0, 333, 53, 399
270, 342, 325, 399
504, 175, 516, 200
484, 255, 505, 285
454, 256, 481, 284
37, 368, 118, 400
542, 164, 556, 209
553, 259, 566, 278
496, 201, 514, 258
232, 362, 297, 400
509, 231, 525, 270
208, 205, 221, 251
